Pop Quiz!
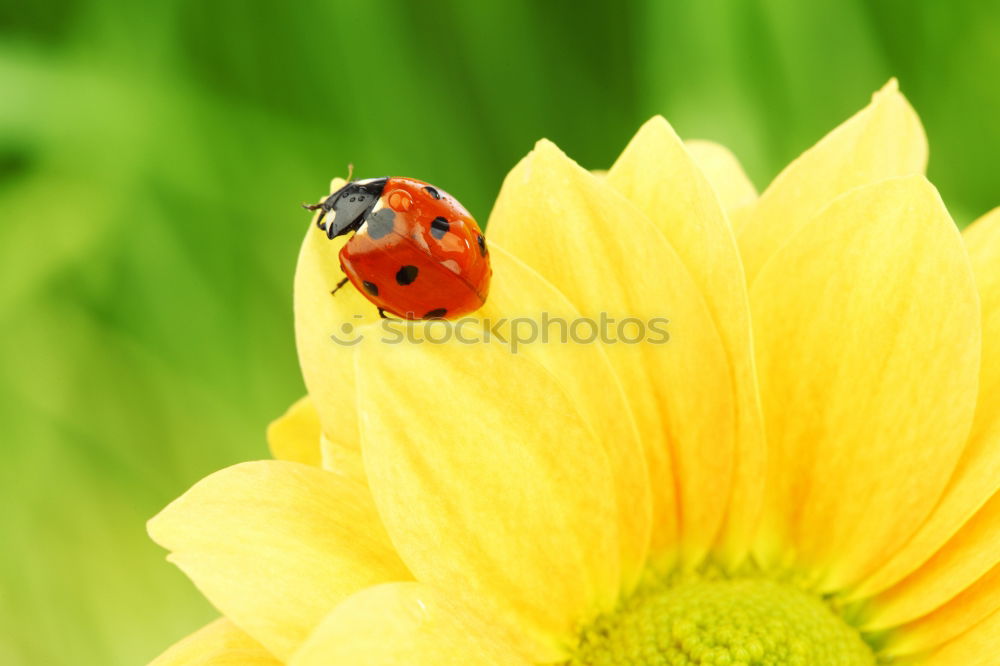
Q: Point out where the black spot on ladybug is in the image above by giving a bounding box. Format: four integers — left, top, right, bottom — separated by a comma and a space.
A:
423, 186, 441, 199
430, 216, 450, 240
477, 233, 488, 256
423, 308, 447, 319
362, 281, 379, 297
396, 265, 419, 285
366, 208, 395, 239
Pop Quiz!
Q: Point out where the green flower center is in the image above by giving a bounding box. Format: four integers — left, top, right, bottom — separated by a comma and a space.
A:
570, 574, 875, 665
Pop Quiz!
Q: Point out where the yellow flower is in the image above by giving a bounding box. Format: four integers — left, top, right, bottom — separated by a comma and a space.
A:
148, 80, 1000, 665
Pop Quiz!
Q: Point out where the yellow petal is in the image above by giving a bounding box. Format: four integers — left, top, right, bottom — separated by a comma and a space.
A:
848, 206, 1000, 599
148, 461, 411, 660
607, 117, 765, 566
749, 176, 980, 589
290, 583, 530, 666
319, 433, 367, 481
294, 178, 372, 450
683, 138, 758, 215
267, 395, 322, 466
882, 561, 1000, 656
356, 338, 619, 661
149, 618, 280, 666
738, 80, 927, 284
916, 607, 1000, 665
863, 490, 1000, 632
965, 206, 1000, 457
264, 396, 366, 482
478, 243, 652, 591
488, 138, 737, 567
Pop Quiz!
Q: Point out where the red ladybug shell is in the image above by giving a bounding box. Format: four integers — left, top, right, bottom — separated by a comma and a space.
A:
317, 177, 491, 320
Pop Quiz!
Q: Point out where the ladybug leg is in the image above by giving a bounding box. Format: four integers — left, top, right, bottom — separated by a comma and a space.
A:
303, 199, 330, 232
330, 277, 349, 295
377, 308, 404, 320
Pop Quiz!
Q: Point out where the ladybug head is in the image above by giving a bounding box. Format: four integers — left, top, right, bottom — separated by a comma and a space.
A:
320, 178, 387, 239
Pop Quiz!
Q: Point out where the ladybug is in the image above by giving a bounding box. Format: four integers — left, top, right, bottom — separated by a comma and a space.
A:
305, 177, 491, 320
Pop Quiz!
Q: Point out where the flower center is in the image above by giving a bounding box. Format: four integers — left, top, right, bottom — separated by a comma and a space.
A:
570, 574, 875, 665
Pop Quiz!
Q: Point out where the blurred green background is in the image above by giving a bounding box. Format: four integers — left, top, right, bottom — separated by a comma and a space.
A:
1, 0, 998, 664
